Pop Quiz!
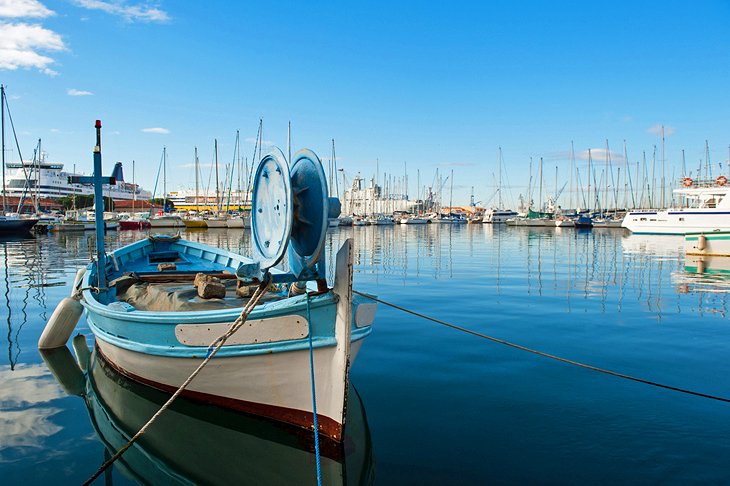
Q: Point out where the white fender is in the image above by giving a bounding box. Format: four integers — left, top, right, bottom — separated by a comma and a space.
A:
697, 234, 707, 251
38, 297, 83, 349
71, 267, 86, 296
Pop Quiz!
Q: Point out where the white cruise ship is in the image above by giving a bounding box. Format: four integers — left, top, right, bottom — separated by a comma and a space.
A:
622, 177, 730, 234
3, 158, 150, 201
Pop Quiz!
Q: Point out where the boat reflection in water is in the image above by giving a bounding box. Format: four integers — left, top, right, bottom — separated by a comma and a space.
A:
41, 345, 374, 485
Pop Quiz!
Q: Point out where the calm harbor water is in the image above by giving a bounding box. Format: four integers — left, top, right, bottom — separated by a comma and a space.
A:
2, 225, 730, 484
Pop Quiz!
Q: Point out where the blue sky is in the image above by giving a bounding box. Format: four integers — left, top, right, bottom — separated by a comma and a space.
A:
2, 0, 730, 207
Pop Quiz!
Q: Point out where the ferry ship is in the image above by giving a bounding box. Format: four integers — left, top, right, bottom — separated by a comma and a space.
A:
3, 157, 150, 201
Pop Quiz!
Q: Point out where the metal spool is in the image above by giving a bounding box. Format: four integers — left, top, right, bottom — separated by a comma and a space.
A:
289, 149, 329, 278
250, 148, 293, 270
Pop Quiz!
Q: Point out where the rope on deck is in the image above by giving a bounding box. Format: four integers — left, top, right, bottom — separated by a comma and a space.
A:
353, 290, 730, 404
82, 275, 272, 486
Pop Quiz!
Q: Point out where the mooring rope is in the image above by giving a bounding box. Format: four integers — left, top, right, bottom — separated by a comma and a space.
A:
305, 292, 323, 486
353, 290, 730, 404
83, 276, 272, 486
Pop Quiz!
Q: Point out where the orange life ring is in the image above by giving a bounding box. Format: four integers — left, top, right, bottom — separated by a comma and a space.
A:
683, 177, 693, 187
717, 175, 727, 186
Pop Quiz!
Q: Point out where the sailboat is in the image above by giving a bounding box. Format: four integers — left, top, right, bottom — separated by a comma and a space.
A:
183, 147, 207, 229
204, 139, 228, 228
40, 122, 376, 443
483, 147, 518, 223
149, 147, 184, 228
119, 160, 151, 230
0, 85, 37, 234
226, 131, 250, 229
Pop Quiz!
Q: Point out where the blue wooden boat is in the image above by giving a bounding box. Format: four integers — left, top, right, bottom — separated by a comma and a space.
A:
40, 122, 376, 441
39, 345, 374, 484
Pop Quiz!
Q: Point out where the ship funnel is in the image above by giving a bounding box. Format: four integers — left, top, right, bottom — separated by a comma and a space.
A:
110, 162, 124, 182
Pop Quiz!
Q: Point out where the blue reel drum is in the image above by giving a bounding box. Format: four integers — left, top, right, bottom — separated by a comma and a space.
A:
245, 147, 329, 283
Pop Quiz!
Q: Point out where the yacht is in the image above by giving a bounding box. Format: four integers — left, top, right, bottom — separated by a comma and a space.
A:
483, 208, 518, 224
622, 178, 730, 234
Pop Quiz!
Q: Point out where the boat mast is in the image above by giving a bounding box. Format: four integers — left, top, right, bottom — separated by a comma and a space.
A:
1, 84, 5, 213
214, 139, 220, 214
661, 126, 666, 208
569, 141, 575, 211
34, 138, 41, 213
538, 157, 543, 213
132, 160, 135, 215
194, 147, 199, 214
72, 163, 76, 211
162, 146, 167, 213
587, 149, 592, 212
604, 140, 609, 215
528, 157, 532, 211
623, 140, 629, 209
497, 147, 503, 211
332, 139, 339, 200
449, 169, 454, 215
236, 130, 241, 210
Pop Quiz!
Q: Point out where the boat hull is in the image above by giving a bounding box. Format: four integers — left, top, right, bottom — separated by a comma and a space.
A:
94, 336, 365, 441
119, 219, 151, 230
183, 219, 207, 229
225, 216, 249, 228
150, 216, 184, 228
0, 218, 38, 234
205, 218, 228, 228
622, 210, 730, 234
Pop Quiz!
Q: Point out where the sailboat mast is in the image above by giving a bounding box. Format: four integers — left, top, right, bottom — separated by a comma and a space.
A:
538, 157, 543, 212
528, 157, 532, 210
569, 141, 575, 211
449, 169, 454, 214
1, 84, 5, 213
73, 163, 76, 211
587, 149, 592, 212
332, 139, 339, 199
162, 147, 167, 213
236, 130, 241, 209
604, 139, 609, 215
498, 146, 503, 209
132, 160, 136, 214
214, 139, 220, 213
34, 138, 40, 213
661, 126, 665, 208
195, 147, 200, 213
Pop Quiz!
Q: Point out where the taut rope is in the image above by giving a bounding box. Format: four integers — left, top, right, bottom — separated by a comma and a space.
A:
353, 290, 730, 404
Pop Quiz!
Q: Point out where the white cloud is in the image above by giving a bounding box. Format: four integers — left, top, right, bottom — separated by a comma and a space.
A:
244, 137, 274, 147
142, 127, 170, 134
67, 88, 93, 96
179, 162, 214, 169
576, 148, 625, 162
0, 0, 54, 18
0, 22, 65, 75
73, 0, 170, 23
49, 128, 59, 133
647, 124, 675, 137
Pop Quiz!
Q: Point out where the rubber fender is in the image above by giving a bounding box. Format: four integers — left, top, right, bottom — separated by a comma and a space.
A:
698, 234, 707, 251
38, 297, 83, 349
